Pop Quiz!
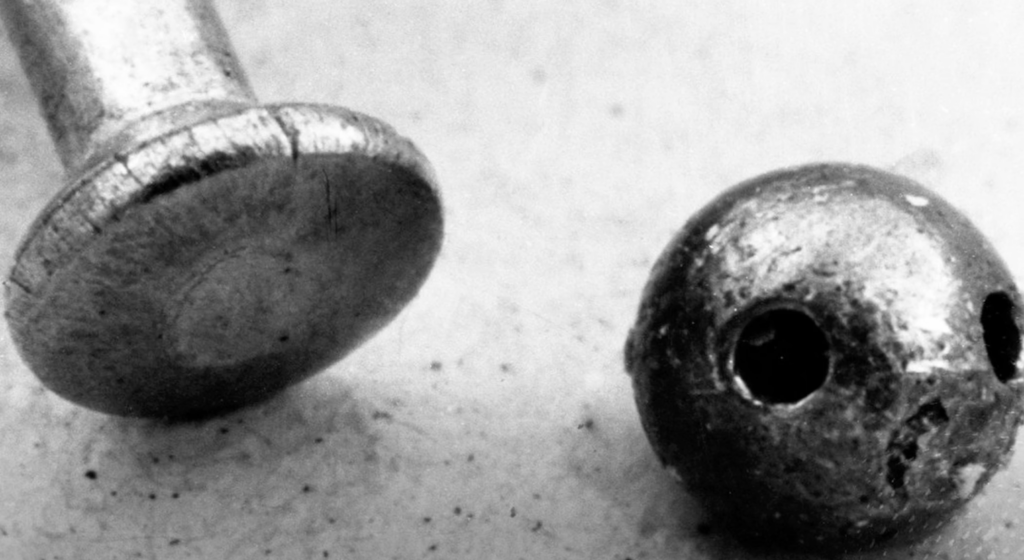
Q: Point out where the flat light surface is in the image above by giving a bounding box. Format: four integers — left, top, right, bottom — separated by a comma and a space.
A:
1, 1, 1023, 558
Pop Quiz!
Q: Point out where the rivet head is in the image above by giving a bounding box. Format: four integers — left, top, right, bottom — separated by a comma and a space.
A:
6, 105, 442, 419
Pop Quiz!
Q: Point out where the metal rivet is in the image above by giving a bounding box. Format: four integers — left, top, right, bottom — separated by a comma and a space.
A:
1, 0, 443, 418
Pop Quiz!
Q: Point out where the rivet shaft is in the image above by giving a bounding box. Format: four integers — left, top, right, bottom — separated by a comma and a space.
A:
1, 0, 255, 174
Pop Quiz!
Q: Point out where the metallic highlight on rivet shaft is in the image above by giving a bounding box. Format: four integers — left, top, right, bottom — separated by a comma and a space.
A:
0, 0, 256, 174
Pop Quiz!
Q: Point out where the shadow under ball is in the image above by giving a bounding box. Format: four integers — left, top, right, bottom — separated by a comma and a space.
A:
1, 0, 443, 419
625, 163, 1024, 552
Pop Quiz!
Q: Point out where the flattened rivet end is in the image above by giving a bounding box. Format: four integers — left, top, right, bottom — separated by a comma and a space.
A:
7, 105, 443, 419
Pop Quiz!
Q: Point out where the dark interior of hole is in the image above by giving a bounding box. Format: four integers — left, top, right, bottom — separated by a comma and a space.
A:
733, 308, 830, 404
981, 292, 1021, 383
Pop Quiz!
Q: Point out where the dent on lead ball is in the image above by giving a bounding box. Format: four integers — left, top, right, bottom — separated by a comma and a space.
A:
625, 163, 1024, 552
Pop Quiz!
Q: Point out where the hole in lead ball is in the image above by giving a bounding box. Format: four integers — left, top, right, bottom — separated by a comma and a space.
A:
981, 292, 1021, 383
733, 308, 830, 404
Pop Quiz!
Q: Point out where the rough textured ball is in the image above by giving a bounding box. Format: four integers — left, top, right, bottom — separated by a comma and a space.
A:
625, 163, 1024, 553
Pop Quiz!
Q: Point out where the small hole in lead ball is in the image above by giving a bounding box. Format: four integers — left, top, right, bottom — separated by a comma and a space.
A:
732, 308, 830, 404
981, 291, 1021, 383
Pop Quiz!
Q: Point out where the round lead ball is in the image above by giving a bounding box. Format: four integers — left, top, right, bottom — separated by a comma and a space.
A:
625, 163, 1024, 552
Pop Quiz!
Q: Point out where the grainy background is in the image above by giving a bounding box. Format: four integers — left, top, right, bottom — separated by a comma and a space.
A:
1, 1, 1023, 559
